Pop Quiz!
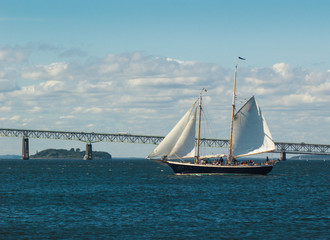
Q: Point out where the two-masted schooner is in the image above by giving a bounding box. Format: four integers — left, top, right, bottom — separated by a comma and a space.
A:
147, 59, 277, 175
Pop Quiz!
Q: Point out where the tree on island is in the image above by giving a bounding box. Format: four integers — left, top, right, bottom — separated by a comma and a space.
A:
30, 148, 112, 159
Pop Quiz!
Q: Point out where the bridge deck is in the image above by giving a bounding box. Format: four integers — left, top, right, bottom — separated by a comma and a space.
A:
0, 128, 329, 155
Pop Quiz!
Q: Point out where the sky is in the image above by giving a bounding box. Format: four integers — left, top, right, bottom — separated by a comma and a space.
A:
0, 0, 329, 158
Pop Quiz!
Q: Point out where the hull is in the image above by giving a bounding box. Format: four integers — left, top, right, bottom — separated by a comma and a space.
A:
164, 161, 273, 175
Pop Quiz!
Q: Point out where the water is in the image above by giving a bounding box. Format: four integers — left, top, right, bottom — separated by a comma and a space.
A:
0, 159, 328, 239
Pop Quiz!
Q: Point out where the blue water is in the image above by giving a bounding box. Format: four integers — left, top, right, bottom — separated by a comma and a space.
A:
0, 159, 329, 239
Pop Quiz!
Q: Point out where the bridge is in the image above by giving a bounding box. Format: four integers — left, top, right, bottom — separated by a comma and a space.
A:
0, 128, 329, 160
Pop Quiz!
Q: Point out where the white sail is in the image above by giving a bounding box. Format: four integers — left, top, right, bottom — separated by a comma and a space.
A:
148, 101, 198, 159
200, 154, 226, 159
168, 107, 197, 158
232, 96, 275, 157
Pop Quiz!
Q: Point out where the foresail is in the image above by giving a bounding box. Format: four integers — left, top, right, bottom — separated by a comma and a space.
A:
147, 101, 198, 159
168, 107, 197, 158
232, 96, 275, 157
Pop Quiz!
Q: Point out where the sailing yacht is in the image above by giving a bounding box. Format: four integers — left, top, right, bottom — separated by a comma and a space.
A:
147, 59, 277, 175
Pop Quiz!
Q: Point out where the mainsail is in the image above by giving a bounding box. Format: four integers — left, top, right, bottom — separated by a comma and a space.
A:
232, 96, 275, 157
148, 101, 198, 159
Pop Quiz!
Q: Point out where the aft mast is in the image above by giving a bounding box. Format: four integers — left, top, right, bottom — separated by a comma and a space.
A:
195, 88, 207, 164
228, 57, 245, 164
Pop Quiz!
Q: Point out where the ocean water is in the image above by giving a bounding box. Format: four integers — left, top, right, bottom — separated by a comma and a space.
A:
0, 159, 328, 239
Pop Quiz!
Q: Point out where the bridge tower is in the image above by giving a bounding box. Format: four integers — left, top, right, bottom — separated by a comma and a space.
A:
280, 151, 287, 161
22, 136, 29, 160
84, 143, 93, 160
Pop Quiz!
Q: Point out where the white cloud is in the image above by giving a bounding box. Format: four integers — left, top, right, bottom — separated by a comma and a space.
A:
245, 77, 265, 85
72, 107, 83, 113
60, 115, 75, 119
76, 81, 113, 93
83, 107, 103, 114
0, 106, 11, 112
127, 76, 200, 87
304, 71, 324, 84
21, 62, 68, 80
21, 71, 43, 80
28, 106, 42, 113
305, 81, 330, 95
8, 80, 66, 99
73, 107, 104, 114
9, 115, 20, 121
165, 57, 195, 66
0, 48, 329, 156
98, 63, 120, 74
0, 48, 28, 63
281, 93, 317, 105
0, 79, 19, 92
40, 80, 65, 91
272, 62, 292, 79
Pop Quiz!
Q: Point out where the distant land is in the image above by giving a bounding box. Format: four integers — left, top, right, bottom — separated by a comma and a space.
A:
0, 149, 113, 159
0, 154, 21, 159
290, 155, 330, 160
30, 148, 112, 159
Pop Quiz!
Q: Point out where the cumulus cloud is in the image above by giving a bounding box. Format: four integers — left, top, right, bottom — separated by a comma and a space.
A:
0, 115, 20, 121
83, 107, 103, 114
0, 106, 11, 112
304, 81, 330, 95
0, 47, 329, 146
8, 80, 66, 99
21, 62, 68, 80
40, 80, 65, 91
281, 93, 317, 105
245, 77, 266, 85
127, 76, 200, 87
60, 115, 75, 119
165, 57, 196, 66
73, 107, 104, 114
0, 47, 28, 63
76, 81, 113, 93
0, 78, 19, 92
27, 106, 42, 113
272, 62, 292, 79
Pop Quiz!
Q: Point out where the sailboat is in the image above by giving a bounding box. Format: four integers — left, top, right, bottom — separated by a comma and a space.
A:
147, 59, 277, 175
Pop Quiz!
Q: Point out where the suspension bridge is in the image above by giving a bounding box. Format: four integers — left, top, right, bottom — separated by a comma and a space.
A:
0, 128, 329, 160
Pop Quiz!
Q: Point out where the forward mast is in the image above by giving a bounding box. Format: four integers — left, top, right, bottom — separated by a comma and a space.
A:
195, 88, 207, 164
228, 57, 246, 164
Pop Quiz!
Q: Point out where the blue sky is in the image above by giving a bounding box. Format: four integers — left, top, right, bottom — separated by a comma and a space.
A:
2, 0, 329, 68
0, 0, 329, 157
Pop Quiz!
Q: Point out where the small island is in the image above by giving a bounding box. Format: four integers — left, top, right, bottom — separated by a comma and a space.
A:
31, 148, 112, 160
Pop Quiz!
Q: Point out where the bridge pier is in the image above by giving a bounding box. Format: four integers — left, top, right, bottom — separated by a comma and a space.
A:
280, 151, 287, 161
22, 136, 29, 160
84, 143, 93, 160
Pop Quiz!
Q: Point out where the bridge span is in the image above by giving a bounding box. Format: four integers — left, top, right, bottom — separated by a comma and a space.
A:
0, 128, 329, 160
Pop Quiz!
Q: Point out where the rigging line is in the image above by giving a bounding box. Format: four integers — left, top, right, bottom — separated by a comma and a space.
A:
235, 96, 248, 106
200, 105, 220, 140
199, 107, 221, 157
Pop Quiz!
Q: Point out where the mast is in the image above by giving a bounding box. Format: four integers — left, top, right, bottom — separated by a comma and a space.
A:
228, 57, 245, 164
195, 88, 207, 164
